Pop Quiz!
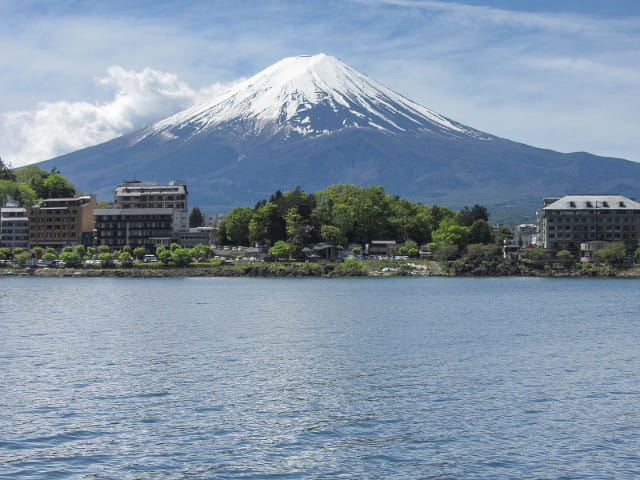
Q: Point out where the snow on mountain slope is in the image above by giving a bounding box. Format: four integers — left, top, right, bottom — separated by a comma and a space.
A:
140, 54, 485, 142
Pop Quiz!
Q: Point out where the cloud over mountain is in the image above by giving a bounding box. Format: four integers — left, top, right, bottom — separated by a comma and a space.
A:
0, 66, 238, 167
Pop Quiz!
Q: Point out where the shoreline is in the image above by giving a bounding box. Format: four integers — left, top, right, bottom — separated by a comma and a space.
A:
3, 262, 640, 279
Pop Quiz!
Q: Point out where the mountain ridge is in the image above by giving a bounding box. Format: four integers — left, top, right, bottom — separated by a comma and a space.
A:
36, 54, 640, 220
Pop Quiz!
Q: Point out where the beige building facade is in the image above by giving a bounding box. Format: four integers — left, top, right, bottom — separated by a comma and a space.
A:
29, 195, 97, 248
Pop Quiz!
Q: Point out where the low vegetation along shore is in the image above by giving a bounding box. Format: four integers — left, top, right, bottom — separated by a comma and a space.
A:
4, 256, 640, 278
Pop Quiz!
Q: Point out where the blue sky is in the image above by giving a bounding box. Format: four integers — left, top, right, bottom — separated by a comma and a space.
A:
1, 0, 639, 167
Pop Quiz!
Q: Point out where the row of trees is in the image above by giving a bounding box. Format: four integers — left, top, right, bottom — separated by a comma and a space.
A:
215, 184, 496, 259
1, 158, 76, 207
1, 243, 215, 268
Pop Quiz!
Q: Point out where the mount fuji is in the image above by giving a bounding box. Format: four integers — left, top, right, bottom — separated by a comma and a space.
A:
38, 54, 640, 218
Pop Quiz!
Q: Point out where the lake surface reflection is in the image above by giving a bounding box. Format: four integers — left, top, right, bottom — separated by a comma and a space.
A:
1, 277, 639, 478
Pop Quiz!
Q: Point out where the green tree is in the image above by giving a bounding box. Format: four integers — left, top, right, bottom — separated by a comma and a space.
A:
42, 252, 57, 262
270, 240, 291, 260
172, 248, 193, 266
16, 183, 37, 207
59, 251, 81, 268
43, 173, 76, 198
97, 245, 110, 254
556, 250, 573, 259
223, 206, 253, 245
98, 252, 114, 267
87, 246, 96, 257
249, 202, 283, 245
158, 249, 173, 265
469, 219, 494, 244
191, 244, 211, 260
15, 251, 32, 266
459, 204, 489, 227
74, 244, 86, 258
0, 179, 18, 202
432, 218, 470, 252
594, 242, 626, 264
14, 165, 49, 198
118, 252, 134, 267
133, 247, 146, 261
32, 246, 44, 259
189, 206, 204, 228
170, 242, 181, 252
62, 246, 74, 253
320, 224, 346, 247
495, 226, 514, 245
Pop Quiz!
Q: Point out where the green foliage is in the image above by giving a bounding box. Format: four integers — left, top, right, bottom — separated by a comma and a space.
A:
42, 252, 57, 261
74, 244, 86, 258
320, 224, 346, 247
352, 247, 361, 256
250, 202, 283, 245
594, 242, 626, 264
118, 252, 134, 267
191, 243, 211, 260
0, 251, 6, 261
432, 217, 470, 253
133, 246, 146, 260
224, 207, 254, 245
87, 246, 96, 257
172, 248, 193, 266
459, 204, 489, 226
520, 248, 552, 260
158, 249, 172, 265
495, 226, 514, 244
98, 252, 114, 267
59, 251, 81, 268
556, 250, 573, 259
408, 248, 419, 258
334, 257, 366, 276
12, 247, 25, 255
43, 173, 75, 198
15, 251, 32, 266
97, 245, 110, 254
270, 240, 291, 260
469, 219, 494, 244
14, 165, 49, 198
170, 242, 181, 252
62, 246, 74, 253
189, 206, 204, 228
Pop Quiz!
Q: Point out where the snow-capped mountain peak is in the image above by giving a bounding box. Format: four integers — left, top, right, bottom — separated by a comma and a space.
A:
143, 53, 478, 141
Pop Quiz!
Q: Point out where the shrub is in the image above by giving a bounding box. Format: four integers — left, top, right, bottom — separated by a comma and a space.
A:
119, 252, 134, 267
98, 252, 114, 267
59, 251, 81, 268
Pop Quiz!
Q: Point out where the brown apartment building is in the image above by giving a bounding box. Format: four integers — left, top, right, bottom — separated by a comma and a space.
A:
29, 195, 97, 248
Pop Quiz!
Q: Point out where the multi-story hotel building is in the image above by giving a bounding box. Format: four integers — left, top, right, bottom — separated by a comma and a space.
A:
94, 180, 189, 248
540, 195, 640, 251
114, 180, 188, 210
93, 208, 174, 248
0, 203, 29, 249
29, 195, 97, 248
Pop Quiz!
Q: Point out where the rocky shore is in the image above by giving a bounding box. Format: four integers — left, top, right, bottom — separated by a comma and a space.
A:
3, 260, 640, 278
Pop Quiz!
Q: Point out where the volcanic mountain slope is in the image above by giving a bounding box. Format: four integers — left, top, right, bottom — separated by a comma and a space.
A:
38, 54, 640, 217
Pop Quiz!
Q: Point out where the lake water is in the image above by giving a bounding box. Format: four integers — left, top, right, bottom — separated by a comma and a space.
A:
1, 276, 639, 479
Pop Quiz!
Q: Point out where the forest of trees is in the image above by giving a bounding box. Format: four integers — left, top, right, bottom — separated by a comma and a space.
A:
215, 184, 495, 259
1, 157, 76, 207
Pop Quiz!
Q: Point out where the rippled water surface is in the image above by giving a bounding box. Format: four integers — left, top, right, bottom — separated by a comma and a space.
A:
1, 277, 640, 479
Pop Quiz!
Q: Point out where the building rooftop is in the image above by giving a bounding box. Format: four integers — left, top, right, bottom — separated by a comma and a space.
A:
542, 195, 640, 211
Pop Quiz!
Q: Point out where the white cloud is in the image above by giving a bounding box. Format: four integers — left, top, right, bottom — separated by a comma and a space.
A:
0, 67, 237, 168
